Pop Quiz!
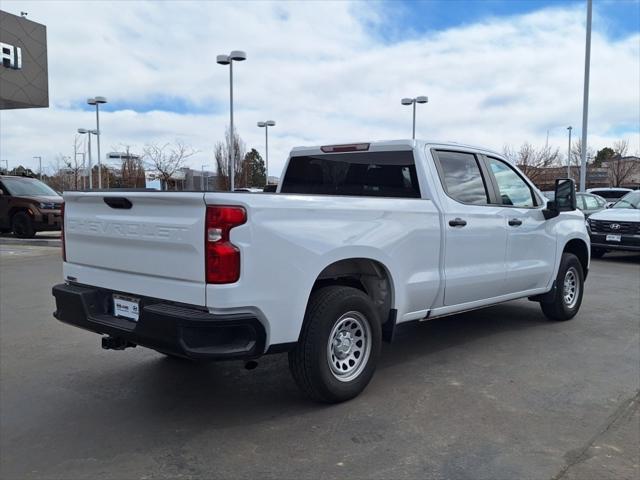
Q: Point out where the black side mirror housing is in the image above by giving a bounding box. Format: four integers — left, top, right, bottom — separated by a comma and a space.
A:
543, 178, 576, 220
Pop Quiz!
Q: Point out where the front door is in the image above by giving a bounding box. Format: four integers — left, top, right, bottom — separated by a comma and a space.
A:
485, 156, 556, 293
432, 150, 508, 306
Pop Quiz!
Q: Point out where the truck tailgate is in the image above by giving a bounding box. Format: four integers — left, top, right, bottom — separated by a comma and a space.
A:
63, 192, 207, 305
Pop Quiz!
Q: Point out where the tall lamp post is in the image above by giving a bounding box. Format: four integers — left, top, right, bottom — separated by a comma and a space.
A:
87, 96, 107, 189
216, 50, 247, 192
257, 120, 276, 184
33, 156, 42, 179
78, 128, 97, 189
566, 126, 573, 179
201, 164, 209, 191
401, 96, 428, 139
579, 0, 592, 192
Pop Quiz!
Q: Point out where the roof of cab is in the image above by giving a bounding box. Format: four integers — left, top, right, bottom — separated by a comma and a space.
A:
290, 139, 503, 158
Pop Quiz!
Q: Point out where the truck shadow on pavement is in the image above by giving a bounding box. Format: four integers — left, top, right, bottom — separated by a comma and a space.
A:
65, 300, 553, 429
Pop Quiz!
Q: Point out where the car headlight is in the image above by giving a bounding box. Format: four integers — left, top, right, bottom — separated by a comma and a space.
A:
39, 202, 57, 209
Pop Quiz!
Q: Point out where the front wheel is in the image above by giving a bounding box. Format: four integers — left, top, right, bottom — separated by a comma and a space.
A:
11, 212, 36, 238
289, 286, 381, 403
540, 253, 584, 321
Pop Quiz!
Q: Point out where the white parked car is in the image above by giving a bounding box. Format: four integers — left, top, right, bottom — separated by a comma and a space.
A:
587, 190, 640, 258
586, 187, 633, 208
53, 140, 590, 402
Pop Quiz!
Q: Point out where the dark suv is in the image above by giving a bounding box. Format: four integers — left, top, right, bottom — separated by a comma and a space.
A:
0, 175, 63, 238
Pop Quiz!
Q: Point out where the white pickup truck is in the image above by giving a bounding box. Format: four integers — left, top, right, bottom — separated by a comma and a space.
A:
53, 140, 589, 402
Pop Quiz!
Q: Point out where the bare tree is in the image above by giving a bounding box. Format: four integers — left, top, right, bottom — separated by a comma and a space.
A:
608, 139, 638, 187
118, 145, 146, 188
503, 142, 560, 184
143, 141, 197, 190
214, 127, 246, 190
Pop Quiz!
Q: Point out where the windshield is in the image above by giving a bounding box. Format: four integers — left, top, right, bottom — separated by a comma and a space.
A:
612, 191, 640, 209
1, 177, 59, 197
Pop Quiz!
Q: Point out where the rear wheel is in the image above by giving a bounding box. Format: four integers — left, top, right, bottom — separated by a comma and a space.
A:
540, 253, 584, 321
289, 286, 381, 403
11, 212, 36, 238
591, 248, 606, 259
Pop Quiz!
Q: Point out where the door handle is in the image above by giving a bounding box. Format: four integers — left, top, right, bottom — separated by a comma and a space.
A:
508, 218, 523, 227
449, 218, 467, 227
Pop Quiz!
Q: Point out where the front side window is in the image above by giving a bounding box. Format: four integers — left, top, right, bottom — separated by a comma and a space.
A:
280, 151, 420, 198
434, 151, 489, 205
487, 157, 535, 207
583, 195, 600, 210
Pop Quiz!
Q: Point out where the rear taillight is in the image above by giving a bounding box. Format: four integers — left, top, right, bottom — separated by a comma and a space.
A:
61, 202, 66, 262
205, 205, 246, 284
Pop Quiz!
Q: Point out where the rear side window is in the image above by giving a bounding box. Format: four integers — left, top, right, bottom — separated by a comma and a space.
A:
280, 151, 420, 198
434, 150, 489, 205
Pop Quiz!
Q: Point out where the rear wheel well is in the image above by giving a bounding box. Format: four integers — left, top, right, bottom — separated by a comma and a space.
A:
563, 239, 589, 279
310, 258, 394, 325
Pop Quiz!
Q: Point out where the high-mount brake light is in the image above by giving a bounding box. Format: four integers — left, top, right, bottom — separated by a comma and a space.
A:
205, 205, 246, 284
320, 143, 370, 153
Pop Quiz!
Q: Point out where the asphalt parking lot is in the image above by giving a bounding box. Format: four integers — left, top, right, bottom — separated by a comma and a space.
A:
1, 245, 638, 480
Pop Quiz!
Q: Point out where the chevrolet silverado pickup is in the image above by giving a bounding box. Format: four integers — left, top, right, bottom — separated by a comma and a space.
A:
53, 140, 590, 403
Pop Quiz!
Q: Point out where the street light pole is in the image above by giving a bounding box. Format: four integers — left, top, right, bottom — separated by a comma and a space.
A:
33, 156, 42, 179
567, 126, 572, 179
77, 128, 96, 189
217, 51, 247, 192
201, 164, 209, 191
401, 96, 428, 140
257, 120, 276, 185
88, 97, 107, 189
579, 0, 592, 192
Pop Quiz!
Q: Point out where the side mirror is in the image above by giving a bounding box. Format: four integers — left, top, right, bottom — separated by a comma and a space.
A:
543, 178, 576, 220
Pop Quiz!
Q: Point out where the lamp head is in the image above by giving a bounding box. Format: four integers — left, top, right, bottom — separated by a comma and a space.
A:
266, 120, 276, 126
401, 98, 413, 105
94, 96, 107, 104
257, 121, 266, 127
216, 54, 230, 65
229, 50, 247, 61
415, 96, 428, 104
87, 98, 97, 105
77, 128, 88, 134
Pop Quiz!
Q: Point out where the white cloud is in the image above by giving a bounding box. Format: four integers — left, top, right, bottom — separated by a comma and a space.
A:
1, 1, 638, 178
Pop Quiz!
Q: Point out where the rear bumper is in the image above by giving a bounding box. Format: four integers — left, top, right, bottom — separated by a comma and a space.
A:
52, 283, 266, 360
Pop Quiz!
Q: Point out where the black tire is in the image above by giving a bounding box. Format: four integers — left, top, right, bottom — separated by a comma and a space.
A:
591, 248, 606, 259
540, 252, 584, 321
11, 212, 36, 239
289, 286, 382, 403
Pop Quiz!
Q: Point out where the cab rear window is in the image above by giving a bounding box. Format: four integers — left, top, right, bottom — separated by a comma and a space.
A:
280, 151, 421, 198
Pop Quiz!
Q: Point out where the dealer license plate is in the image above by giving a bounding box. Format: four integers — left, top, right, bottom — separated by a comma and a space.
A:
113, 294, 140, 321
606, 234, 621, 242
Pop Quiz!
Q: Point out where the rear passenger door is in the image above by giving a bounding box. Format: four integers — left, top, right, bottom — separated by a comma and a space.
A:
484, 156, 556, 294
432, 150, 508, 306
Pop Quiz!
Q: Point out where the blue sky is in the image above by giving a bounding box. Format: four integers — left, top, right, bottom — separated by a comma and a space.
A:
375, 0, 639, 41
2, 0, 639, 175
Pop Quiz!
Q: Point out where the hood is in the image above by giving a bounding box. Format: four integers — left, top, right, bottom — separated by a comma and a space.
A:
16, 194, 63, 204
589, 208, 640, 222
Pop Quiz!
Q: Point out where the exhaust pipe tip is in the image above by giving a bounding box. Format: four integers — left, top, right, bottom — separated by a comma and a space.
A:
244, 360, 258, 370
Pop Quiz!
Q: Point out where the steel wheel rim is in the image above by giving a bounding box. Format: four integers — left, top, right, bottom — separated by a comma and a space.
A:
327, 311, 371, 382
563, 267, 579, 309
